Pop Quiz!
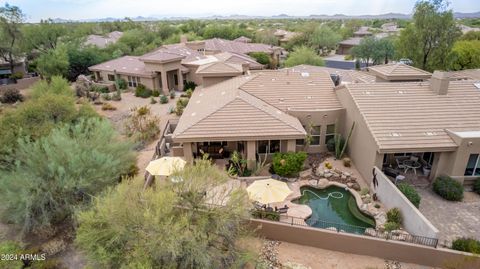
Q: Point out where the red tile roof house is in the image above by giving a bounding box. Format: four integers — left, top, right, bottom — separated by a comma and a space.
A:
88, 38, 281, 94
170, 63, 480, 189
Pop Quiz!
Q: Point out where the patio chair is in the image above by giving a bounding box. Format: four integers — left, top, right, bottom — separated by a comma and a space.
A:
410, 156, 419, 162
253, 201, 266, 210
275, 205, 289, 214
396, 158, 406, 170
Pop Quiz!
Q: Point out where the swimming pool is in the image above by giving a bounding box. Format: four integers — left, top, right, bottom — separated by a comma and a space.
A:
293, 186, 375, 234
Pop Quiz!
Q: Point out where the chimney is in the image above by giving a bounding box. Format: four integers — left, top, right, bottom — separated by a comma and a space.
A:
430, 71, 450, 95
180, 35, 188, 44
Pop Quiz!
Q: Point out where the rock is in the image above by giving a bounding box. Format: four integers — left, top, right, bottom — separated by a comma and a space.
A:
341, 174, 347, 180
318, 178, 329, 188
324, 173, 332, 179
308, 179, 318, 186
325, 226, 337, 232
364, 228, 377, 237
299, 169, 312, 179
315, 170, 324, 177
361, 204, 368, 211
347, 182, 354, 188
375, 212, 387, 228
343, 171, 352, 177
352, 182, 361, 191
334, 168, 342, 174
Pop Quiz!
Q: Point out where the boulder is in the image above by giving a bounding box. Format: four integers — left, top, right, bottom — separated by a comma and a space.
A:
324, 173, 333, 179
351, 182, 361, 191
315, 170, 324, 177
341, 174, 347, 180
364, 228, 377, 237
299, 169, 312, 179
343, 171, 352, 177
318, 178, 330, 188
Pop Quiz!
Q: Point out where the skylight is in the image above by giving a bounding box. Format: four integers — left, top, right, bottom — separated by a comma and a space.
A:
301, 72, 310, 77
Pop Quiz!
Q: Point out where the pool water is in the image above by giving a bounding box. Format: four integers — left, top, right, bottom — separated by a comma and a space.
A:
293, 186, 375, 234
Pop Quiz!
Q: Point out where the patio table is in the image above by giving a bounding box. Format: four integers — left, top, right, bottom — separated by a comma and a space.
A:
403, 160, 421, 175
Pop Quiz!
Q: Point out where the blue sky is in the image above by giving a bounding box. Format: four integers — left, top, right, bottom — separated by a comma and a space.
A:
1, 0, 479, 22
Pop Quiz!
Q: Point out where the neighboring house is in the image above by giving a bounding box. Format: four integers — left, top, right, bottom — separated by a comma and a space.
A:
336, 70, 480, 186
448, 69, 480, 81
337, 37, 363, 55
171, 70, 345, 166
89, 41, 265, 92
274, 29, 299, 45
381, 22, 399, 33
85, 31, 123, 48
0, 57, 27, 78
353, 26, 373, 38
233, 36, 252, 43
458, 24, 480, 34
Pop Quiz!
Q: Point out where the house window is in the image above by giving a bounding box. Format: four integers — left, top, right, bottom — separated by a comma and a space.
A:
257, 140, 281, 154
107, 74, 115, 81
310, 126, 321, 145
174, 74, 178, 85
325, 124, 335, 144
464, 154, 480, 176
127, 76, 140, 87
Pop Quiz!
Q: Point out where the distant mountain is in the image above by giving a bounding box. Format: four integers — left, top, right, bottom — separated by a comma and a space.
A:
47, 11, 480, 23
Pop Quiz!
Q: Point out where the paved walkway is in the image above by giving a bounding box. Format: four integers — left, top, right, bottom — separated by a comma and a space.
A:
416, 187, 480, 246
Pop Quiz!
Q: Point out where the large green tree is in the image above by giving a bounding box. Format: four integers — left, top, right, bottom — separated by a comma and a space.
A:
310, 25, 341, 56
0, 4, 24, 74
22, 19, 66, 53
284, 46, 325, 67
448, 40, 480, 70
76, 159, 253, 268
0, 118, 136, 235
35, 45, 70, 79
396, 0, 461, 71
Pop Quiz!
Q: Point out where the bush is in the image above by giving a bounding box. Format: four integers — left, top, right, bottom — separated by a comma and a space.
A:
473, 178, 480, 195
160, 95, 168, 104
185, 89, 193, 98
150, 97, 157, 104
0, 118, 135, 234
384, 222, 400, 232
452, 238, 480, 254
386, 208, 402, 224
112, 91, 121, 101
102, 93, 111, 100
183, 81, 197, 91
0, 88, 24, 103
248, 52, 271, 65
9, 72, 24, 80
169, 90, 176, 99
152, 90, 160, 97
31, 76, 73, 99
344, 54, 354, 61
102, 103, 117, 111
124, 106, 160, 144
272, 152, 307, 177
360, 187, 369, 196
116, 78, 127, 90
175, 98, 189, 116
251, 210, 280, 221
397, 183, 421, 208
342, 157, 351, 167
326, 137, 345, 152
433, 175, 464, 201
134, 84, 153, 98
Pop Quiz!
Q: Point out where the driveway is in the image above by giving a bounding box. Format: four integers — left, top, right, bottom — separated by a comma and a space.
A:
416, 187, 480, 246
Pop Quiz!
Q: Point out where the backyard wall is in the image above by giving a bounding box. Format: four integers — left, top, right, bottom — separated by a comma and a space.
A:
373, 166, 440, 239
0, 77, 40, 91
251, 219, 480, 269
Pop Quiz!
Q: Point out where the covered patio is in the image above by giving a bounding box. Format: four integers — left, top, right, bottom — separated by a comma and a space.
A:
381, 152, 435, 187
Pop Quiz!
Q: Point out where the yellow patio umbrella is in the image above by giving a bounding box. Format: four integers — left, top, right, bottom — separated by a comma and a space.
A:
146, 157, 186, 176
246, 178, 292, 204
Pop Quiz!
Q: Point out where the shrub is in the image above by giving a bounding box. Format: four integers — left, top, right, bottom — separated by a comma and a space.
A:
0, 118, 135, 234
184, 81, 197, 91
124, 106, 160, 144
0, 88, 24, 103
116, 78, 127, 90
386, 208, 402, 224
150, 97, 157, 104
248, 52, 271, 65
186, 89, 193, 98
384, 222, 400, 232
102, 103, 117, 111
112, 91, 121, 101
102, 93, 112, 101
342, 157, 351, 167
160, 95, 168, 104
175, 98, 189, 116
272, 152, 307, 177
374, 203, 381, 209
433, 175, 464, 201
473, 178, 480, 195
324, 162, 333, 169
397, 183, 421, 208
452, 238, 480, 254
9, 72, 24, 80
360, 187, 369, 196
326, 137, 345, 152
152, 90, 160, 97
170, 90, 176, 99
251, 210, 280, 221
134, 84, 153, 98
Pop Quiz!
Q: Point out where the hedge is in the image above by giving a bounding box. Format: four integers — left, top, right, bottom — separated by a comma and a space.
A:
433, 175, 464, 201
272, 152, 307, 177
397, 183, 421, 208
452, 238, 480, 254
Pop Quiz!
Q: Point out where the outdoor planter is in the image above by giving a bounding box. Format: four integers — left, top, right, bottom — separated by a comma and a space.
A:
422, 166, 431, 177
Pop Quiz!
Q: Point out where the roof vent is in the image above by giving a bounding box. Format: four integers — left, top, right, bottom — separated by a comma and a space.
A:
191, 112, 196, 116
301, 72, 310, 77
397, 90, 405, 94
474, 82, 480, 89
425, 131, 437, 136
390, 132, 401, 137
430, 71, 449, 95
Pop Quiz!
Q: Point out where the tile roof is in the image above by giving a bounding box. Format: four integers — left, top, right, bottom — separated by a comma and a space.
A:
213, 51, 264, 69
233, 36, 252, 43
88, 56, 154, 77
85, 31, 123, 48
196, 62, 244, 75
368, 63, 432, 81
139, 50, 186, 64
239, 70, 343, 111
339, 37, 363, 46
288, 65, 376, 84
343, 80, 480, 151
172, 75, 306, 141
447, 69, 480, 81
204, 38, 282, 55
161, 43, 208, 63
